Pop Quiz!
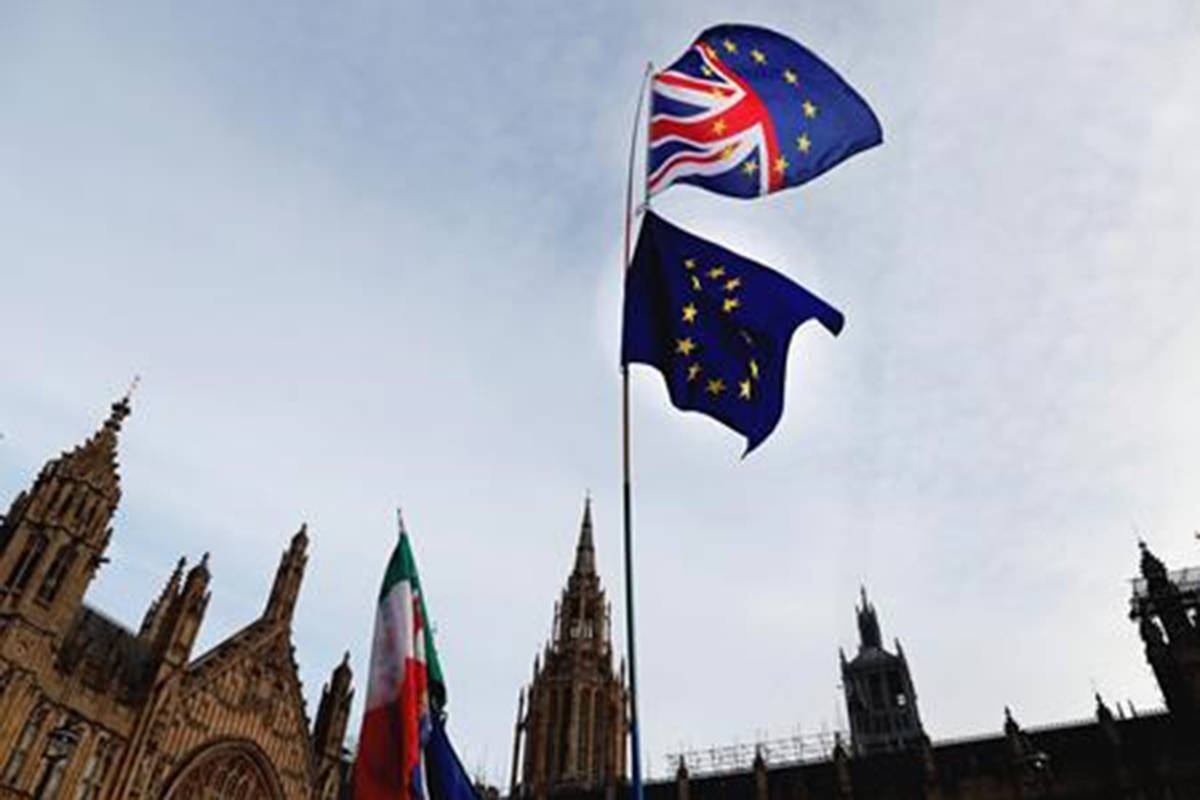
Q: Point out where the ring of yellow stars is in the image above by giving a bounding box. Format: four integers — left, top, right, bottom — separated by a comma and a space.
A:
684, 258, 697, 270
723, 39, 737, 53
783, 69, 798, 85
774, 155, 789, 174
686, 363, 703, 382
724, 277, 742, 292
681, 303, 698, 323
712, 118, 727, 135
690, 275, 702, 291
675, 337, 697, 356
749, 359, 760, 380
739, 379, 752, 400
751, 49, 766, 64
797, 133, 811, 154
706, 378, 726, 396
707, 266, 726, 280
802, 99, 818, 118
723, 297, 741, 313
742, 160, 758, 176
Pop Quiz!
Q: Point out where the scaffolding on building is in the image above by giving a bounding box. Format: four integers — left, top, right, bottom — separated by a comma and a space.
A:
664, 729, 848, 778
1130, 567, 1200, 617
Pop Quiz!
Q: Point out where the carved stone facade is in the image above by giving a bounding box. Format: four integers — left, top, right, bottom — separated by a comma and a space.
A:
0, 398, 354, 800
510, 501, 627, 798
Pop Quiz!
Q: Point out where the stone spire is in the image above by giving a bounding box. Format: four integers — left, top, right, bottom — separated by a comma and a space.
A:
51, 394, 131, 507
0, 393, 134, 626
312, 651, 355, 764
856, 586, 882, 651
1139, 540, 1168, 583
139, 557, 186, 641
265, 524, 309, 625
514, 499, 627, 797
572, 496, 596, 577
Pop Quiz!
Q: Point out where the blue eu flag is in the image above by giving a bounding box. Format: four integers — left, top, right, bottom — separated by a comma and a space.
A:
426, 714, 480, 800
621, 211, 844, 453
649, 24, 882, 199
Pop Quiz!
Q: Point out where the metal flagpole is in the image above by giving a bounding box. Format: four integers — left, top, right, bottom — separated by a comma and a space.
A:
621, 60, 653, 800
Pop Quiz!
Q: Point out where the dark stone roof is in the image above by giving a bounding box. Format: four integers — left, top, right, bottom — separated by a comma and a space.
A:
56, 604, 156, 704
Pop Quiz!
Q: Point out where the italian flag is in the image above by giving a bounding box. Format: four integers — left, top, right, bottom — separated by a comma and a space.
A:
353, 518, 446, 800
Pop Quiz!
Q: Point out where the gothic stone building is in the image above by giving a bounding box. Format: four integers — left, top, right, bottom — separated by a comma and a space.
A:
509, 500, 628, 799
516, 523, 1200, 799
0, 397, 354, 800
840, 588, 924, 756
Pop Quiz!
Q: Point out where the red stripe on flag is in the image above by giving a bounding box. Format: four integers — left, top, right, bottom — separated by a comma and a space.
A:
352, 657, 430, 800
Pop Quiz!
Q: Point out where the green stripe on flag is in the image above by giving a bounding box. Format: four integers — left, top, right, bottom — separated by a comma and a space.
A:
380, 531, 447, 708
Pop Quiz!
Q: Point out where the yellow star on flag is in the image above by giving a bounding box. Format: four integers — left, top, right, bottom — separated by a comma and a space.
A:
681, 303, 698, 323
742, 160, 758, 176
690, 275, 702, 291
675, 338, 697, 356
701, 65, 714, 77
712, 118, 727, 135
706, 378, 726, 396
749, 359, 760, 380
739, 380, 752, 400
724, 277, 742, 292
723, 297, 741, 313
783, 69, 798, 85
797, 133, 811, 153
773, 155, 789, 174
684, 258, 697, 270
751, 49, 766, 64
707, 266, 726, 280
802, 99, 818, 118
723, 39, 737, 53
722, 144, 736, 160
686, 363, 703, 382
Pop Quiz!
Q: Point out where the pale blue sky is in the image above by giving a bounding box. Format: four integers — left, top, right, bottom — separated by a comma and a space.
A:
3, 0, 1200, 784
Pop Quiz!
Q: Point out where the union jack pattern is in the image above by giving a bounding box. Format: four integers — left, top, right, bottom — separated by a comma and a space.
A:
648, 25, 882, 200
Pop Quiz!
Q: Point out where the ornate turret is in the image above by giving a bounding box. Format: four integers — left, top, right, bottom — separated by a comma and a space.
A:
311, 651, 355, 800
0, 394, 132, 632
841, 589, 925, 755
265, 525, 309, 625
856, 586, 882, 650
512, 499, 627, 797
1130, 539, 1200, 726
138, 557, 186, 642
313, 652, 355, 762
156, 554, 211, 666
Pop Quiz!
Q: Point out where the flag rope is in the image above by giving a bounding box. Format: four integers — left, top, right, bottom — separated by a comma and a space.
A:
621, 59, 654, 800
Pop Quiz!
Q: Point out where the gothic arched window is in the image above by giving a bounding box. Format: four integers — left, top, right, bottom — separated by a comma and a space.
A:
5, 532, 49, 594
160, 741, 284, 800
38, 546, 79, 604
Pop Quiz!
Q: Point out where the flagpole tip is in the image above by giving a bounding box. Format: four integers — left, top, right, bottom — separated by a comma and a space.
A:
395, 507, 407, 537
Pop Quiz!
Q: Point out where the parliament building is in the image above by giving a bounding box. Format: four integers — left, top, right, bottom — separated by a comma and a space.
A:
7, 398, 1200, 799
0, 398, 354, 800
511, 524, 1200, 798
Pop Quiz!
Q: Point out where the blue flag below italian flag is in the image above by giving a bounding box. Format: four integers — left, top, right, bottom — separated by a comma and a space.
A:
352, 517, 477, 800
